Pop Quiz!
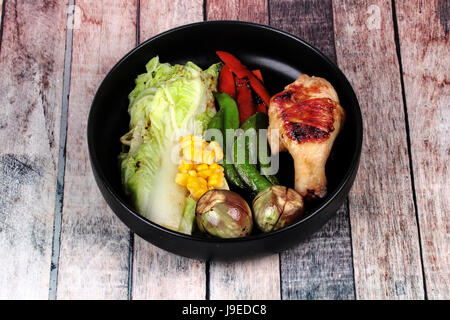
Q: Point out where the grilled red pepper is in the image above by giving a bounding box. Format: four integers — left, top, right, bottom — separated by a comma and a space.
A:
251, 70, 267, 113
216, 51, 271, 106
235, 77, 256, 125
252, 69, 263, 82
218, 64, 236, 99
254, 95, 267, 113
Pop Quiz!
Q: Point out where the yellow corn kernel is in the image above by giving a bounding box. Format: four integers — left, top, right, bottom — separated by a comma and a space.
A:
180, 136, 194, 161
178, 167, 187, 174
210, 173, 222, 180
208, 180, 222, 188
186, 178, 207, 200
196, 163, 209, 171
208, 141, 224, 162
186, 187, 197, 198
202, 150, 215, 165
181, 143, 191, 153
208, 175, 223, 188
191, 137, 204, 148
181, 146, 194, 162
197, 169, 212, 179
175, 173, 189, 186
178, 134, 226, 197
186, 181, 195, 191
178, 160, 193, 172
209, 163, 223, 173
186, 177, 199, 190
188, 170, 197, 177
190, 188, 207, 201
193, 136, 207, 148
197, 177, 208, 186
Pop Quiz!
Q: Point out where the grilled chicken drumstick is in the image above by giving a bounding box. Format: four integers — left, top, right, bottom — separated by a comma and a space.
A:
268, 74, 345, 200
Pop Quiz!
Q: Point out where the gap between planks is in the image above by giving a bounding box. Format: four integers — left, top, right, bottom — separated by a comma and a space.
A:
48, 0, 75, 300
127, 0, 140, 300
0, 0, 5, 48
390, 0, 428, 299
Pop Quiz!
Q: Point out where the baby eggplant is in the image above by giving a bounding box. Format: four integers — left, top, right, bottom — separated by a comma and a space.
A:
196, 189, 253, 238
252, 185, 304, 232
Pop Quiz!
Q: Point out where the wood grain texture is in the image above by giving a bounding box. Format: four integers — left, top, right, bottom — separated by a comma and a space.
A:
0, 0, 67, 299
206, 0, 268, 23
56, 0, 137, 299
395, 0, 449, 299
131, 0, 206, 300
132, 240, 206, 299
270, 0, 355, 300
270, 0, 336, 60
280, 204, 355, 299
206, 0, 281, 300
139, 0, 203, 42
209, 255, 280, 300
333, 0, 424, 299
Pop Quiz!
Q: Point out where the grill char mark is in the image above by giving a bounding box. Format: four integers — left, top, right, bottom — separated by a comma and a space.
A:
284, 122, 330, 143
277, 96, 336, 143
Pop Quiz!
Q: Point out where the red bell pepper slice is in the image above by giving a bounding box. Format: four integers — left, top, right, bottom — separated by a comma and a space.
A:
216, 51, 271, 106
252, 69, 264, 83
254, 96, 267, 113
251, 69, 267, 113
218, 64, 236, 99
216, 51, 250, 78
235, 77, 256, 125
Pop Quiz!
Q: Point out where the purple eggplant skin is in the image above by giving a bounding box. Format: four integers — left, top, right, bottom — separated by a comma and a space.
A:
196, 189, 253, 238
252, 185, 304, 232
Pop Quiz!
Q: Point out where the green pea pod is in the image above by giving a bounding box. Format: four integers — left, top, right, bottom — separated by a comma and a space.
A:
212, 92, 247, 189
260, 164, 279, 185
215, 92, 240, 129
207, 106, 225, 143
233, 130, 272, 193
241, 113, 279, 185
207, 107, 224, 135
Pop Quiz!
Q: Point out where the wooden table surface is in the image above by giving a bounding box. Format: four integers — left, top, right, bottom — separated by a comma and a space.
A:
0, 0, 448, 300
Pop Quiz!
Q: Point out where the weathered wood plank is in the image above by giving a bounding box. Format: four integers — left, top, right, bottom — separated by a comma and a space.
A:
270, 0, 355, 300
209, 255, 280, 300
395, 0, 449, 300
131, 0, 206, 300
132, 240, 206, 299
56, 0, 137, 299
270, 0, 337, 59
139, 0, 203, 42
332, 0, 424, 299
0, 0, 67, 299
205, 0, 281, 300
206, 0, 268, 22
280, 204, 355, 299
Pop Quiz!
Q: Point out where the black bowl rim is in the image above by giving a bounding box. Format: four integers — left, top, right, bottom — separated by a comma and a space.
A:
87, 20, 363, 244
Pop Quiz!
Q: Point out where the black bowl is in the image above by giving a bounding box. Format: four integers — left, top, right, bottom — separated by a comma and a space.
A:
87, 21, 363, 260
